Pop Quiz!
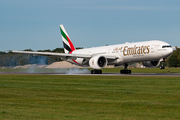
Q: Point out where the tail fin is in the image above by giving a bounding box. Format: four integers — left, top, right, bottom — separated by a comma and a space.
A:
59, 25, 76, 54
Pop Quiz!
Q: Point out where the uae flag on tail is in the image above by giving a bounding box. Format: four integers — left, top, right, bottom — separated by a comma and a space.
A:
60, 25, 75, 54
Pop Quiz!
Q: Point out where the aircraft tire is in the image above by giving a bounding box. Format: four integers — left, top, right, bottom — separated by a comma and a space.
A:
91, 69, 102, 74
120, 70, 131, 74
160, 65, 165, 69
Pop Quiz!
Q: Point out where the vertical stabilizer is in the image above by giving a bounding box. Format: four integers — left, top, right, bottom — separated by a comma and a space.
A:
59, 25, 76, 54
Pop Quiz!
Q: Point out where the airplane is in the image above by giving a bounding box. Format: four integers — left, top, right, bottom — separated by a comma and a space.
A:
11, 24, 174, 74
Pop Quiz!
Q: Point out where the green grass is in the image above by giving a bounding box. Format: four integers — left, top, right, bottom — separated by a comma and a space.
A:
1, 67, 180, 73
0, 75, 180, 119
101, 67, 180, 73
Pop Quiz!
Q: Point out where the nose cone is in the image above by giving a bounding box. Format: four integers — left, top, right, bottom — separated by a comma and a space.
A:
172, 46, 177, 51
164, 48, 173, 58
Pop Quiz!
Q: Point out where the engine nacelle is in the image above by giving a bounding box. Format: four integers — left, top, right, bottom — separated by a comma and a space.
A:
142, 60, 161, 68
89, 56, 107, 69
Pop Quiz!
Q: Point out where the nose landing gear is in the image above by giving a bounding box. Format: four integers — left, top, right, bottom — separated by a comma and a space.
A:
160, 58, 166, 69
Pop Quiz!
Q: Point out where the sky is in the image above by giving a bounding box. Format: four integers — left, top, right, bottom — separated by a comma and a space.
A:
0, 0, 180, 51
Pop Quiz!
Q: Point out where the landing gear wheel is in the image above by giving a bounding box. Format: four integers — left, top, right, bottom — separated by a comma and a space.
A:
91, 69, 102, 74
160, 65, 165, 69
120, 70, 131, 74
120, 63, 131, 74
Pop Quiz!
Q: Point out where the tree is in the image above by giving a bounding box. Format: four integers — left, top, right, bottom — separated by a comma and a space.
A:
167, 49, 180, 67
0, 47, 84, 66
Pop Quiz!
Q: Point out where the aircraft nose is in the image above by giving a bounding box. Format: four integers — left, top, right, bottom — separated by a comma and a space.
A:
165, 48, 173, 58
172, 47, 177, 51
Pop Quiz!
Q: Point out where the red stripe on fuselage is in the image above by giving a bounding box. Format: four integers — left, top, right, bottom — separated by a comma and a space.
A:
72, 59, 80, 65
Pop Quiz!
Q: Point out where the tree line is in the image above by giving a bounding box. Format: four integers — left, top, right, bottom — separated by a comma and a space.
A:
0, 48, 64, 67
166, 48, 180, 67
0, 47, 179, 67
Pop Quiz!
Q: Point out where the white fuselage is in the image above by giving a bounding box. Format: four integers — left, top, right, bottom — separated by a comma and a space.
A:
68, 40, 173, 66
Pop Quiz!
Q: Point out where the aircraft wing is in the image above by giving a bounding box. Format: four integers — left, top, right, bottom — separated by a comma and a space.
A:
11, 50, 117, 60
11, 50, 92, 59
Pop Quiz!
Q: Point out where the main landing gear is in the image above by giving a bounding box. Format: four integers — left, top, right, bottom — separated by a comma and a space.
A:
120, 63, 131, 74
91, 69, 102, 74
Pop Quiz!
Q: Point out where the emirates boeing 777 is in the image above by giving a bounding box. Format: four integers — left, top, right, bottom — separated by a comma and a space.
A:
12, 25, 174, 74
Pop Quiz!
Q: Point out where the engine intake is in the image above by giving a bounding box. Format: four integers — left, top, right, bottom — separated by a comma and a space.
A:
89, 56, 107, 69
142, 60, 160, 68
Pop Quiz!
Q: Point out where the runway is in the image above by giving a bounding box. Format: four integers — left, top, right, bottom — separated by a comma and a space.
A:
1, 72, 180, 77
54, 73, 180, 77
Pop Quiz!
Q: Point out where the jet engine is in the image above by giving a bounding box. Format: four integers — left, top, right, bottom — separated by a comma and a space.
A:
89, 56, 107, 69
142, 60, 161, 68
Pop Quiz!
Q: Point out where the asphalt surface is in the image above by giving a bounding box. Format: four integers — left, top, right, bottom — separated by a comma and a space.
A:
54, 73, 180, 77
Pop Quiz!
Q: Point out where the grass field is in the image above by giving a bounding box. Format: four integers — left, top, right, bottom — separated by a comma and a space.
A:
101, 68, 180, 73
0, 75, 180, 120
0, 67, 180, 73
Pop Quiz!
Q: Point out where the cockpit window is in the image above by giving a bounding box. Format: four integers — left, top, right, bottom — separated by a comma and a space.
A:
162, 45, 171, 48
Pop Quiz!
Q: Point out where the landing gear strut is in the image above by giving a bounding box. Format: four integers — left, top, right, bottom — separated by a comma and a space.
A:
91, 69, 102, 74
160, 59, 166, 69
120, 63, 131, 74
